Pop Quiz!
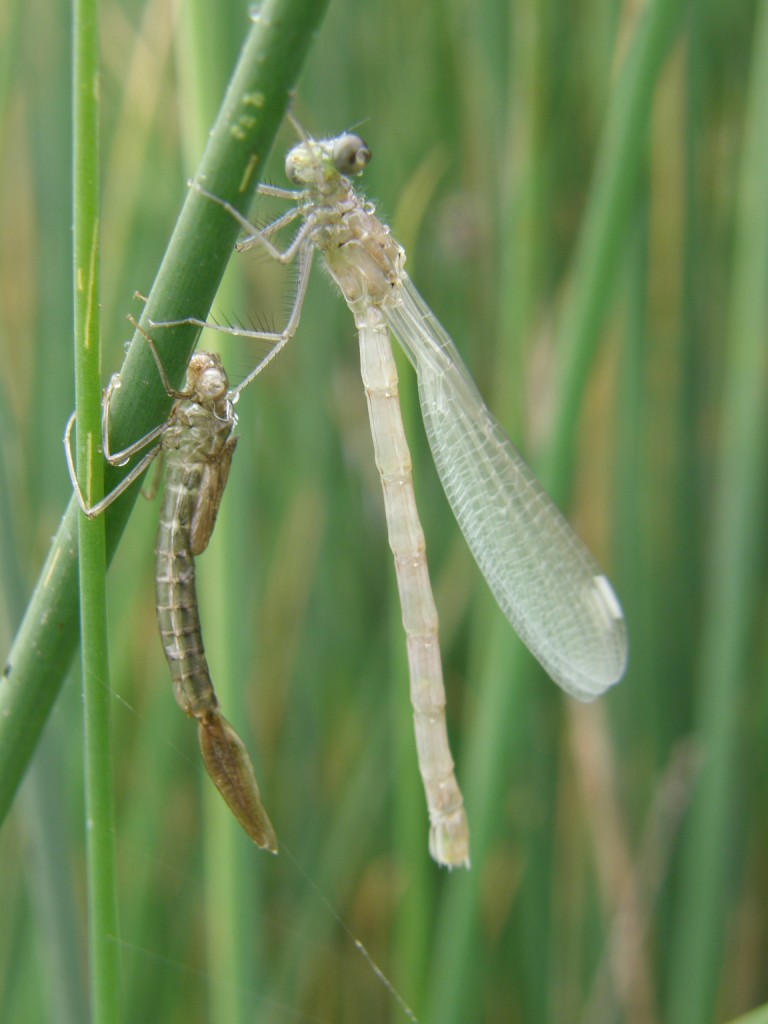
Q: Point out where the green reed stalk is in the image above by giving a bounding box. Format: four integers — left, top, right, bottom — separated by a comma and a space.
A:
0, 0, 330, 828
667, 3, 768, 1019
72, 0, 121, 1016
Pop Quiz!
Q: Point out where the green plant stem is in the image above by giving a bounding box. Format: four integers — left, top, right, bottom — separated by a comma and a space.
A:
667, 2, 768, 1019
426, 3, 688, 1022
0, 0, 330, 828
178, 5, 258, 1022
72, 0, 121, 1015
544, 0, 689, 501
724, 1005, 768, 1024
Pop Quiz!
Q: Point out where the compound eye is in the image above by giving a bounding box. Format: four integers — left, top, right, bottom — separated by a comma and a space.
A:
332, 134, 371, 175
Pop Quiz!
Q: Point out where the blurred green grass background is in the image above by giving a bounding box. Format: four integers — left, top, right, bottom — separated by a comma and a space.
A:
1, 0, 767, 1022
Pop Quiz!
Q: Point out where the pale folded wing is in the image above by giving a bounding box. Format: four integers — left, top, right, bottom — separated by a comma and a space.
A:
385, 277, 628, 702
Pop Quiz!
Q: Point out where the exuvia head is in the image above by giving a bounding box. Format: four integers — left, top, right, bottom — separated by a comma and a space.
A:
187, 352, 229, 402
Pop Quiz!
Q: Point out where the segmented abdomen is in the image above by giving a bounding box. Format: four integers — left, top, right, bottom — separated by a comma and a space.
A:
155, 462, 217, 719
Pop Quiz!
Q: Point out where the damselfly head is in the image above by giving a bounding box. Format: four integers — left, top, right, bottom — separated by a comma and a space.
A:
285, 133, 371, 190
187, 352, 229, 402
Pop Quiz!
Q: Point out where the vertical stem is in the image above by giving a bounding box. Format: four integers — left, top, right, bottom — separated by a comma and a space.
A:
72, 0, 120, 1018
0, 0, 331, 832
179, 7, 256, 1023
427, 1, 688, 1020
668, 2, 768, 1018
545, 0, 689, 501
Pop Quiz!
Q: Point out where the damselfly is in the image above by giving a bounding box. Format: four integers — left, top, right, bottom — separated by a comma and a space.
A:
152, 123, 628, 868
66, 323, 277, 852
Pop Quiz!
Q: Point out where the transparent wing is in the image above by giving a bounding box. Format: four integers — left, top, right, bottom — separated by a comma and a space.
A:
385, 277, 628, 701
